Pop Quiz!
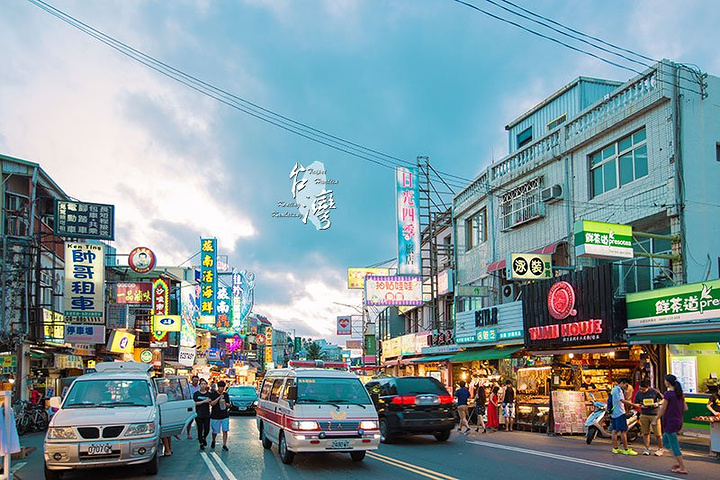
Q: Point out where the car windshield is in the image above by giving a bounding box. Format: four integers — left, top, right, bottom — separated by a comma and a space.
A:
296, 377, 372, 405
228, 386, 257, 397
64, 379, 153, 408
396, 377, 449, 396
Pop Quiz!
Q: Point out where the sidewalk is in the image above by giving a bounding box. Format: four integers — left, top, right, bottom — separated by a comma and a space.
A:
11, 431, 45, 480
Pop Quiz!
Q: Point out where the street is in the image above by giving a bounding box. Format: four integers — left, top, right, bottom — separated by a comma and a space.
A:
15, 416, 719, 480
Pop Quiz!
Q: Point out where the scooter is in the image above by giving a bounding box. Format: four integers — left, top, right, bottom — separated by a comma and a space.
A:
585, 394, 640, 445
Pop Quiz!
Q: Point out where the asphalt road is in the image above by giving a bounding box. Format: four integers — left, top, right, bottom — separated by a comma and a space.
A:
16, 416, 719, 479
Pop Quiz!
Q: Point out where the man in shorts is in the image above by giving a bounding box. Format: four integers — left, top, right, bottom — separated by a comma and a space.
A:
208, 380, 231, 451
502, 380, 516, 432
633, 379, 664, 456
611, 378, 638, 455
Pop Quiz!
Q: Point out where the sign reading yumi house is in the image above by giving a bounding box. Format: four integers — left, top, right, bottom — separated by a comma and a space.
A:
521, 264, 626, 349
627, 279, 720, 328
574, 220, 633, 259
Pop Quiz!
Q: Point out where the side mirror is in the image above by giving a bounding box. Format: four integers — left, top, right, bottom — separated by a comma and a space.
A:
286, 386, 298, 401
156, 393, 168, 405
49, 396, 62, 409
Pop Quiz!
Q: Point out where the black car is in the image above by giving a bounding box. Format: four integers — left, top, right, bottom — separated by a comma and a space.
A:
365, 376, 456, 443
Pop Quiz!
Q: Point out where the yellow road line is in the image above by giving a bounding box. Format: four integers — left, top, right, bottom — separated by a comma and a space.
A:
366, 451, 460, 480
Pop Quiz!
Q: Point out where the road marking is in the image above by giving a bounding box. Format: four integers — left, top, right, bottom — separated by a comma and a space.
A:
468, 440, 679, 480
211, 452, 238, 480
366, 451, 460, 480
200, 452, 224, 480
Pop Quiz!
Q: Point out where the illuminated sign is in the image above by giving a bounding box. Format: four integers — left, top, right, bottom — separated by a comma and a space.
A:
547, 281, 577, 320
574, 220, 633, 259
43, 309, 65, 346
128, 247, 156, 274
507, 253, 552, 281
152, 315, 182, 332
199, 238, 218, 318
107, 330, 135, 354
347, 268, 391, 289
396, 167, 421, 275
365, 275, 423, 306
64, 242, 105, 324
215, 285, 231, 330
115, 282, 152, 305
627, 279, 720, 328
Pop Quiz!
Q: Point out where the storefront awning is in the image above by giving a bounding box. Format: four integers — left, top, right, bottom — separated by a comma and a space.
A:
410, 354, 454, 363
628, 332, 720, 345
449, 346, 523, 363
487, 242, 563, 272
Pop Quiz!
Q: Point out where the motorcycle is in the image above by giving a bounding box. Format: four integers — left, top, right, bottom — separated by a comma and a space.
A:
585, 393, 640, 445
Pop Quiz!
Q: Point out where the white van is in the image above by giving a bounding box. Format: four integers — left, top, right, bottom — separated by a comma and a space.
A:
43, 362, 196, 480
256, 361, 380, 464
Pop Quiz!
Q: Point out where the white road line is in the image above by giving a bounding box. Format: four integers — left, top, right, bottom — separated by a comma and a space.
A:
200, 452, 224, 480
211, 452, 239, 480
468, 440, 679, 480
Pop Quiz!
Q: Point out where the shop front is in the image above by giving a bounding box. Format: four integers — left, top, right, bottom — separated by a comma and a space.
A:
380, 332, 432, 377
626, 278, 720, 431
520, 264, 631, 434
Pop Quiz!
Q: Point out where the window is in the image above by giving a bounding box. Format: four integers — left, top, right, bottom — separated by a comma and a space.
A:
612, 231, 673, 294
547, 113, 567, 131
65, 380, 152, 407
269, 379, 284, 402
281, 379, 295, 400
500, 178, 543, 230
155, 378, 184, 401
465, 209, 487, 250
295, 377, 372, 405
259, 379, 273, 400
590, 128, 648, 197
517, 126, 533, 149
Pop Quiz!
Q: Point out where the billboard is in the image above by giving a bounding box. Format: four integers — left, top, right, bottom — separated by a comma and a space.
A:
115, 282, 152, 305
574, 220, 633, 259
64, 242, 105, 324
365, 275, 423, 306
396, 167, 421, 275
337, 316, 352, 335
626, 279, 720, 328
347, 268, 391, 289
54, 200, 114, 240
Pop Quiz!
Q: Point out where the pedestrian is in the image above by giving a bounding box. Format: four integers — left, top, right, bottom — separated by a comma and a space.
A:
208, 380, 231, 451
610, 377, 638, 455
632, 379, 664, 456
487, 386, 500, 432
655, 374, 689, 475
193, 378, 212, 450
454, 381, 471, 435
475, 383, 487, 433
502, 380, 516, 432
29, 384, 42, 405
706, 385, 720, 417
187, 375, 201, 439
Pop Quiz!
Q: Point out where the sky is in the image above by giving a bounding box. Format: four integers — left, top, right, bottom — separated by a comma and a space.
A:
2, 0, 719, 344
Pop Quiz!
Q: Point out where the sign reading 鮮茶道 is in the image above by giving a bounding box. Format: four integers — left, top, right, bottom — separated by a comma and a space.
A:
365, 275, 422, 306
627, 279, 720, 328
574, 220, 633, 259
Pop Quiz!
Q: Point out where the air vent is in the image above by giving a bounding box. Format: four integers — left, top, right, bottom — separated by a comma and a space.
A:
500, 284, 517, 304
541, 184, 563, 203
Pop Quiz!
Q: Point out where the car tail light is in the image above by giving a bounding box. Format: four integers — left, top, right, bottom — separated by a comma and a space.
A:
438, 395, 453, 404
391, 396, 416, 405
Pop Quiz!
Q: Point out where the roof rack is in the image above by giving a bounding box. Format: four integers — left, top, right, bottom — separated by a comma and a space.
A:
93, 361, 153, 373
288, 360, 348, 370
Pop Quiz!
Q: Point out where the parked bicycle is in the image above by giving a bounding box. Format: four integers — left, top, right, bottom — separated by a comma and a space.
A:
14, 400, 49, 435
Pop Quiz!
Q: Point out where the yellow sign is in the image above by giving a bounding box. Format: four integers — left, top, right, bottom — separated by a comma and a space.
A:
88, 360, 96, 369
152, 315, 182, 332
264, 327, 273, 365
43, 309, 65, 345
382, 337, 401, 361
107, 330, 135, 354
347, 268, 390, 289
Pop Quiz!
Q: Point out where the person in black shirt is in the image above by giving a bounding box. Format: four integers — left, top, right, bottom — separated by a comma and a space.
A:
193, 379, 212, 449
208, 380, 231, 451
707, 386, 720, 417
632, 379, 664, 456
502, 380, 516, 432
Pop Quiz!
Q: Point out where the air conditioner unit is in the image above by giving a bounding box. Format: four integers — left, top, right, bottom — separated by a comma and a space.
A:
500, 284, 517, 304
541, 184, 563, 203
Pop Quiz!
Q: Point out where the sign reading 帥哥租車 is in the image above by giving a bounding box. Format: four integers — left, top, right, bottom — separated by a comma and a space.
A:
574, 220, 633, 259
626, 279, 720, 328
64, 242, 105, 324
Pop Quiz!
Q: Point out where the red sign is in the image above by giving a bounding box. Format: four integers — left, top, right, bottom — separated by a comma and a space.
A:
255, 334, 266, 345
128, 247, 156, 274
337, 316, 352, 335
529, 319, 603, 341
116, 283, 152, 305
152, 279, 169, 316
547, 281, 576, 320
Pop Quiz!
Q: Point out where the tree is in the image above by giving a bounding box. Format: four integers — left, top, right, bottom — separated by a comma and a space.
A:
305, 341, 325, 361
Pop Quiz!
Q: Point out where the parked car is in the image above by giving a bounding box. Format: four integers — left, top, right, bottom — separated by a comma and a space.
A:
43, 362, 196, 480
227, 385, 259, 414
364, 376, 456, 443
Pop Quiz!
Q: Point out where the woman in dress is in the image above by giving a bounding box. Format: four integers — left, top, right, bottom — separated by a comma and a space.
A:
487, 385, 500, 431
655, 374, 688, 475
475, 384, 487, 433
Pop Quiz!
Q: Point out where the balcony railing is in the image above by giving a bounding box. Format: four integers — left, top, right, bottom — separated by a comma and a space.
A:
490, 130, 561, 182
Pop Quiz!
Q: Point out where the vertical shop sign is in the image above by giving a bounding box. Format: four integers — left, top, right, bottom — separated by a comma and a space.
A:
231, 269, 255, 332
43, 309, 65, 346
396, 167, 421, 275
264, 327, 273, 365
64, 242, 105, 324
216, 285, 231, 330
150, 278, 170, 346
364, 334, 377, 356
199, 238, 217, 320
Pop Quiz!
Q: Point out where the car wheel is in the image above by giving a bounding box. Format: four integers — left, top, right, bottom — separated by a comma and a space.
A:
144, 450, 159, 475
261, 424, 273, 450
44, 463, 63, 480
279, 433, 295, 465
350, 451, 366, 462
379, 418, 393, 444
434, 430, 451, 442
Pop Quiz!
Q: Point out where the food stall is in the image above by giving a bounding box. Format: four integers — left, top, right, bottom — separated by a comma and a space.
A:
691, 416, 720, 457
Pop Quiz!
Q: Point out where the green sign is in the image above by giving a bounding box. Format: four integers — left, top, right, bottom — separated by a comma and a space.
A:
456, 285, 490, 297
627, 279, 720, 328
574, 220, 633, 259
498, 330, 523, 340
364, 335, 377, 356
475, 329, 497, 343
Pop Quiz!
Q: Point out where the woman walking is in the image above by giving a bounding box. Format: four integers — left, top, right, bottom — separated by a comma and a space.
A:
655, 374, 688, 475
475, 383, 487, 433
487, 386, 500, 431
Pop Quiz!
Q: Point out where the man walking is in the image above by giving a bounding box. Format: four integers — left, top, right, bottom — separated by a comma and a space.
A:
633, 379, 664, 456
454, 381, 471, 435
502, 380, 516, 432
611, 378, 638, 455
209, 380, 231, 451
188, 375, 201, 439
193, 379, 212, 449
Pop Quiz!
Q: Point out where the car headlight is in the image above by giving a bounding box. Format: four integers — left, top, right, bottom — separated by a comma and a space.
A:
291, 421, 319, 430
253, 400, 258, 406
47, 427, 77, 440
359, 421, 378, 430
125, 422, 155, 436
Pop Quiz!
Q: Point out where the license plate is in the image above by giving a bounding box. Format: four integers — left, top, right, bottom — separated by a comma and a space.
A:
416, 396, 439, 406
85, 443, 112, 455
330, 440, 350, 449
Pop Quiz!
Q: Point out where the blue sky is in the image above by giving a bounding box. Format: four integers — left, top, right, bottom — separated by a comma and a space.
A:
2, 0, 719, 342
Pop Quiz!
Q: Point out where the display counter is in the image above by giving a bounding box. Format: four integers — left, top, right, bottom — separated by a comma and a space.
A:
516, 366, 551, 432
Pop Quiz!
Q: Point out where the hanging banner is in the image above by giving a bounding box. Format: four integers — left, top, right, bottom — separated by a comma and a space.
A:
396, 167, 421, 275
64, 242, 105, 324
347, 268, 391, 289
337, 316, 352, 335
107, 330, 135, 354
65, 325, 105, 344
365, 275, 423, 306
200, 238, 218, 319
574, 220, 633, 259
115, 282, 152, 305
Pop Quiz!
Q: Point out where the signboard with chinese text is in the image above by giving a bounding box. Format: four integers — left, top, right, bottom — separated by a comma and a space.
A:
71, 344, 94, 357
54, 200, 114, 240
365, 275, 422, 306
346, 340, 363, 349
179, 346, 196, 367
42, 309, 65, 346
1, 355, 17, 374
381, 337, 401, 360
337, 316, 352, 335
180, 283, 200, 347
506, 253, 552, 281
574, 220, 633, 259
152, 315, 182, 332
152, 279, 169, 316
347, 268, 391, 289
396, 167, 421, 275
437, 269, 454, 295
626, 279, 720, 328
215, 285, 231, 330
65, 324, 105, 344
264, 327, 273, 365
199, 238, 217, 318
55, 355, 84, 370
107, 330, 135, 354
150, 330, 168, 348
63, 242, 104, 324
231, 269, 255, 332
115, 282, 152, 305
456, 285, 491, 297
106, 303, 128, 330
